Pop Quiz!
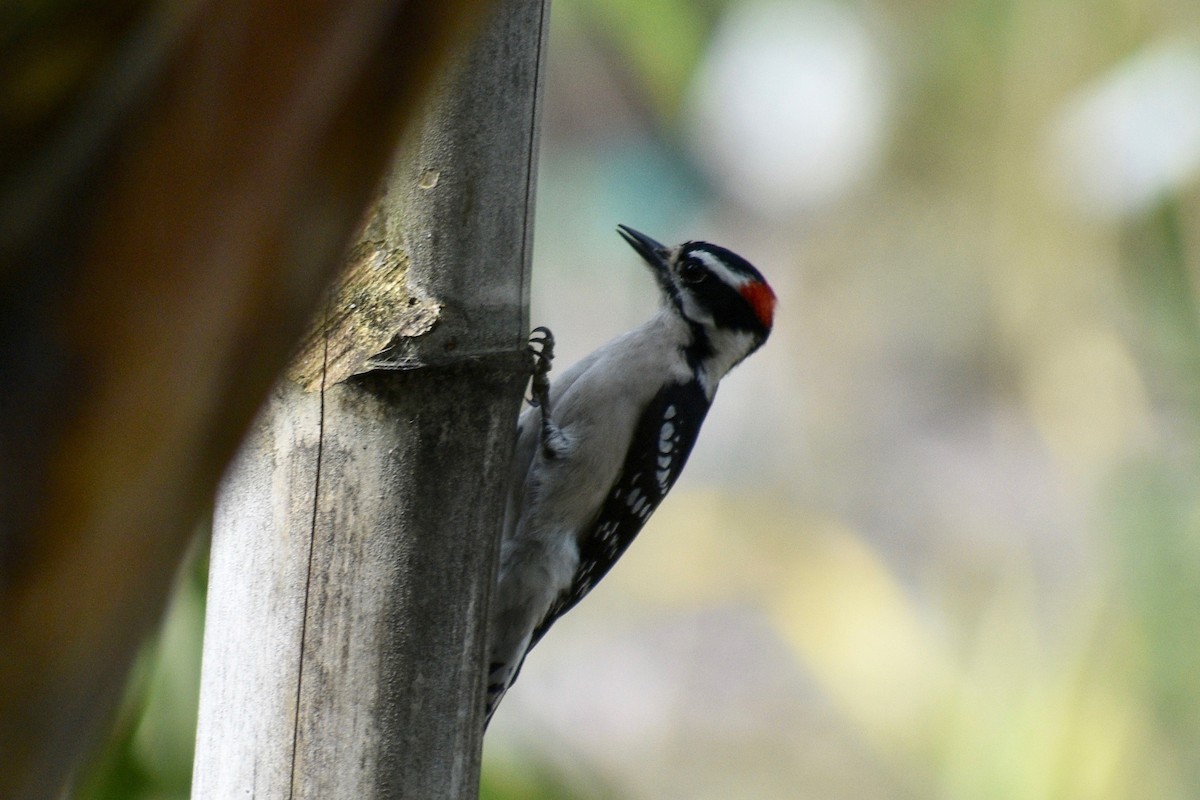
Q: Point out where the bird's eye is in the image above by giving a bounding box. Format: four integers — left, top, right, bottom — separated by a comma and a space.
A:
679, 259, 707, 284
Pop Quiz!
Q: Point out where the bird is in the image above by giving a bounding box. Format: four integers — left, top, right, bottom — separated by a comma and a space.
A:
485, 225, 776, 726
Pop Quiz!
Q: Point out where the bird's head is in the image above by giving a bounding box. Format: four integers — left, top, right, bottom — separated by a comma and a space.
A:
618, 225, 775, 373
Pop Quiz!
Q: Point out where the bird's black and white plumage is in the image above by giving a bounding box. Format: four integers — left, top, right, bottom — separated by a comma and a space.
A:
485, 225, 776, 725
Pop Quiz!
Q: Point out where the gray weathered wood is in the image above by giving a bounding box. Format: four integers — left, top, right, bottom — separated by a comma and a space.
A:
191, 2, 548, 797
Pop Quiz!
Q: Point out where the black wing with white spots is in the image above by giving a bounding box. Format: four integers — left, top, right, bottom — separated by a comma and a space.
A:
528, 380, 712, 648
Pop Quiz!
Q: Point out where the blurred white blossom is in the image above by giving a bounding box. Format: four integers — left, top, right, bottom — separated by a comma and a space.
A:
685, 0, 890, 215
1049, 40, 1200, 219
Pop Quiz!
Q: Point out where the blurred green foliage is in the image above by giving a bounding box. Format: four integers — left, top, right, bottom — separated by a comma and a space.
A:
74, 542, 206, 800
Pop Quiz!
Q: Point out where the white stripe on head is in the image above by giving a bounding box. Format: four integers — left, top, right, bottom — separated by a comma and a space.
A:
691, 249, 750, 289
678, 292, 714, 328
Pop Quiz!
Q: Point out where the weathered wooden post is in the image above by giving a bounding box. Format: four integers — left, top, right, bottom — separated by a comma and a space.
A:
190, 2, 548, 797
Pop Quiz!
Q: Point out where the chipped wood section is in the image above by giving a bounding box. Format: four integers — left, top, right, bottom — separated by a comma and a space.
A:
288, 235, 442, 392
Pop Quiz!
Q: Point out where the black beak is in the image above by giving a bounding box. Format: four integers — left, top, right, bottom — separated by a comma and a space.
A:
617, 225, 670, 271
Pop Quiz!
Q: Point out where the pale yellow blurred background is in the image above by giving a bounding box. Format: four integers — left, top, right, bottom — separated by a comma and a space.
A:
82, 0, 1200, 797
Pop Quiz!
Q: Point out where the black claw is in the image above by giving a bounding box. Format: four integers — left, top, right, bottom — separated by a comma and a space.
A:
524, 326, 569, 459
527, 326, 555, 410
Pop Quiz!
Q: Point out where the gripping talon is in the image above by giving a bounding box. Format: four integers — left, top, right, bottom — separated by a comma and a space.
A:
527, 326, 555, 410
525, 326, 568, 459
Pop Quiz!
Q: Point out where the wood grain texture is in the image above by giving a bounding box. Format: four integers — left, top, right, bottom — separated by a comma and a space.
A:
192, 1, 548, 796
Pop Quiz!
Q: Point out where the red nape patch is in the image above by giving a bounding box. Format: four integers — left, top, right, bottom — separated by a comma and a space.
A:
740, 281, 777, 329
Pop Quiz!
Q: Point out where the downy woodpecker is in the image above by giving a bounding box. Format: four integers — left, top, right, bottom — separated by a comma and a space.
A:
486, 225, 776, 725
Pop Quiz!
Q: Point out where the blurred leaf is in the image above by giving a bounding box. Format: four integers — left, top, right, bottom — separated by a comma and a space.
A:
74, 539, 207, 800
571, 0, 711, 119
767, 517, 951, 760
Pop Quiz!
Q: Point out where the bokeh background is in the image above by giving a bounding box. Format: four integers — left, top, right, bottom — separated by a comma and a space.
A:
79, 0, 1200, 797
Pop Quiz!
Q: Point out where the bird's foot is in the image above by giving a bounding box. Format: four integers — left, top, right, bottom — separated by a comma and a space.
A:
526, 326, 569, 459
527, 326, 555, 410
